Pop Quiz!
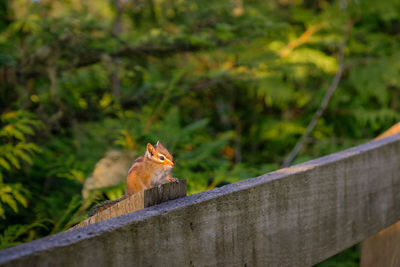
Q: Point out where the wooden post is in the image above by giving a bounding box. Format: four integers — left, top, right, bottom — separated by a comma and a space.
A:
71, 180, 186, 229
360, 221, 400, 267
360, 122, 400, 267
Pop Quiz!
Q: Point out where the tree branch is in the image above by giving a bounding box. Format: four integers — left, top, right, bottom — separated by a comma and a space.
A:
279, 23, 322, 57
281, 21, 353, 168
111, 0, 124, 99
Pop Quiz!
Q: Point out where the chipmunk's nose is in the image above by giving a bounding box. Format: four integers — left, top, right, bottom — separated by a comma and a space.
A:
166, 158, 174, 167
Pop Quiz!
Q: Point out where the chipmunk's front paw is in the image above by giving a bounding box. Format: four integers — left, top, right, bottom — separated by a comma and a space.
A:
168, 177, 179, 183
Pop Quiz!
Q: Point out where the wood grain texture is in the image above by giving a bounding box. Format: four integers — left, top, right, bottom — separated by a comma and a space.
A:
360, 123, 400, 267
71, 180, 186, 229
360, 221, 400, 267
0, 135, 400, 267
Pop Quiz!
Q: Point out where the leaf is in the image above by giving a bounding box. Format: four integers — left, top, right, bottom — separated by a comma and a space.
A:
0, 185, 12, 193
22, 143, 41, 154
1, 112, 17, 120
0, 221, 50, 249
12, 190, 28, 208
183, 119, 209, 133
57, 170, 85, 184
0, 158, 11, 171
14, 124, 34, 135
0, 194, 18, 213
1, 125, 25, 141
13, 149, 33, 165
0, 205, 4, 219
4, 153, 20, 169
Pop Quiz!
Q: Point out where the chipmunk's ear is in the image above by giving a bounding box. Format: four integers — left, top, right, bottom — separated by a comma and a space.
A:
147, 143, 155, 155
156, 141, 163, 148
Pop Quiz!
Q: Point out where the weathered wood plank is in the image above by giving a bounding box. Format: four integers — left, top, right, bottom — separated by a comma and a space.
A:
0, 135, 400, 267
360, 123, 400, 267
144, 179, 187, 207
71, 180, 186, 229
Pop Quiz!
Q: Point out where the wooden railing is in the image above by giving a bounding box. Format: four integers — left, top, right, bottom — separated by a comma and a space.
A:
71, 180, 186, 229
0, 134, 400, 267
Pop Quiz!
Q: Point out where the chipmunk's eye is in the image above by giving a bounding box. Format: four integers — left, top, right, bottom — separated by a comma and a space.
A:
159, 155, 165, 161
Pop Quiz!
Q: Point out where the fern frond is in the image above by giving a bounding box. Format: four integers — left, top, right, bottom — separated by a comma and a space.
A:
0, 158, 11, 171
0, 206, 4, 219
0, 220, 50, 249
14, 123, 34, 135
0, 194, 18, 213
13, 149, 33, 165
0, 183, 29, 218
12, 192, 28, 208
4, 153, 20, 169
0, 125, 25, 141
20, 142, 41, 154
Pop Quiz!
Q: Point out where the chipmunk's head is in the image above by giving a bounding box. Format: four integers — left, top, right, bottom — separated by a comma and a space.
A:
146, 141, 174, 168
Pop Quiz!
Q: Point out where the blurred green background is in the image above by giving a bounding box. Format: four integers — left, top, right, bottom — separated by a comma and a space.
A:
1, 0, 400, 265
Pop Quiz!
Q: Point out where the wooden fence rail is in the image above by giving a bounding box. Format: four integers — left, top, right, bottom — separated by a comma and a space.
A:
0, 134, 400, 267
71, 180, 186, 229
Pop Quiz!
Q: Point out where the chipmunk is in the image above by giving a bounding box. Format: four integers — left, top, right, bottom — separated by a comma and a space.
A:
126, 141, 178, 194
88, 141, 178, 216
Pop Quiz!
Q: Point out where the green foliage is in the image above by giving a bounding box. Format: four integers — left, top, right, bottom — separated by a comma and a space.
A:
49, 196, 86, 234
104, 107, 238, 194
0, 111, 42, 170
0, 111, 42, 219
0, 220, 50, 250
315, 245, 359, 267
0, 183, 28, 219
0, 1, 399, 266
